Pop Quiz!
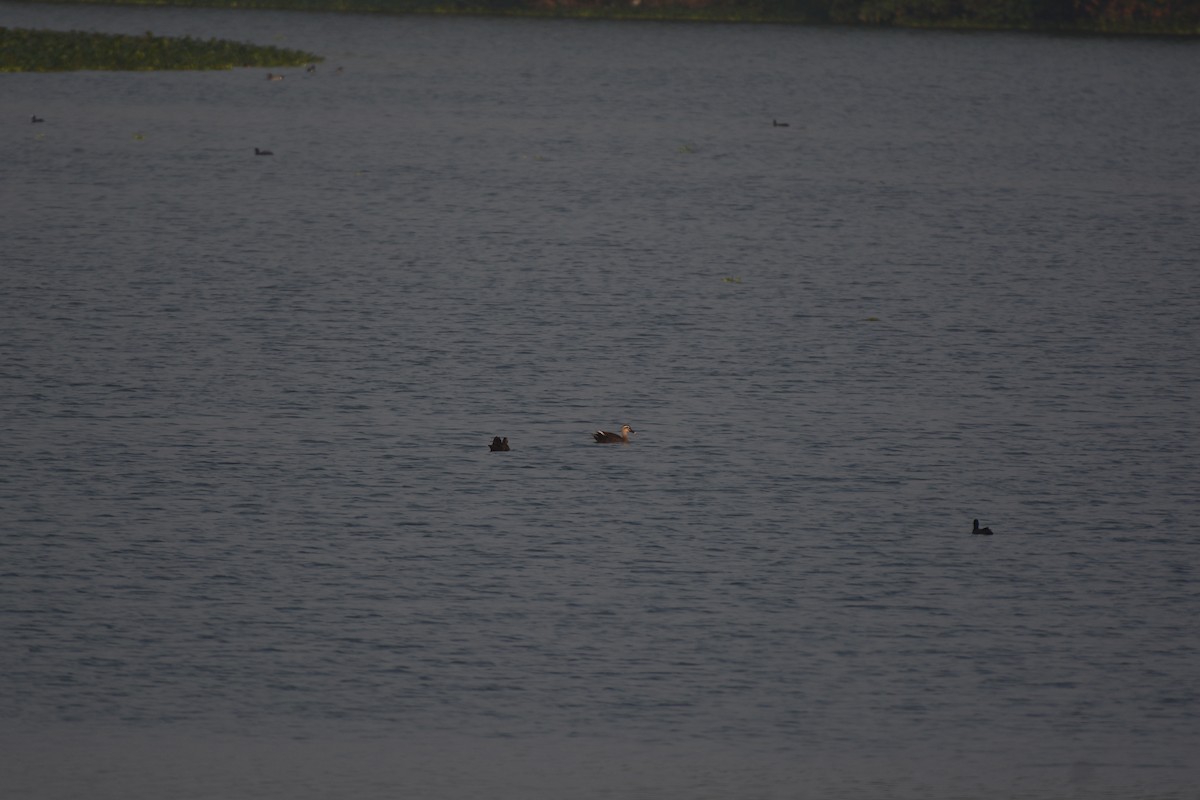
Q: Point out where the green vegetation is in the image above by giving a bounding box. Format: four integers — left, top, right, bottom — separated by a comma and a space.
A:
819, 0, 1200, 34
0, 27, 321, 72
13, 0, 1200, 34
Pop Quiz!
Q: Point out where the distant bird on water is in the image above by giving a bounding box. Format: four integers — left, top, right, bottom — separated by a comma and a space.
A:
772, 119, 789, 127
972, 519, 994, 536
593, 425, 635, 444
489, 436, 510, 452
254, 147, 273, 156
266, 73, 284, 81
31, 115, 44, 124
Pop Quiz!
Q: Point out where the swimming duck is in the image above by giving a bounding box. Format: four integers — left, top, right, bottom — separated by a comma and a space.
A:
972, 519, 994, 535
773, 119, 789, 127
31, 115, 45, 124
593, 425, 635, 444
489, 436, 510, 452
255, 147, 273, 156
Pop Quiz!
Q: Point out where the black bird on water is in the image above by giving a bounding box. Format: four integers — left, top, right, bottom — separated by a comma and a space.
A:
255, 148, 273, 156
489, 436, 510, 451
772, 119, 789, 127
972, 519, 995, 535
32, 115, 44, 124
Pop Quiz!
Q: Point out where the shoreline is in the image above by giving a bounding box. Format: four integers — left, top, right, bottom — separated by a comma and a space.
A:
9, 0, 1200, 37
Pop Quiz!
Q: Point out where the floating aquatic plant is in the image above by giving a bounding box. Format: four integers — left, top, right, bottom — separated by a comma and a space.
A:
0, 27, 321, 72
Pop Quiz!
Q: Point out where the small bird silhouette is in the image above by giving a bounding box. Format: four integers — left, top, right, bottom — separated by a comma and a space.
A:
972, 519, 994, 536
266, 73, 284, 81
489, 436, 510, 452
772, 119, 789, 127
254, 148, 273, 156
31, 115, 44, 124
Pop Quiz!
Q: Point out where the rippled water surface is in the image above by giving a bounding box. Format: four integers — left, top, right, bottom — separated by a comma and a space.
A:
1, 3, 1198, 798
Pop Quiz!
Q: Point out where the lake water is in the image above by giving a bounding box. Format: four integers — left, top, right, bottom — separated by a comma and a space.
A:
1, 3, 1198, 798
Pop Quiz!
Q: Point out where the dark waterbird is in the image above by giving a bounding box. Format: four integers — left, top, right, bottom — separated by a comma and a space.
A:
31, 115, 44, 124
772, 119, 789, 127
593, 425, 635, 444
973, 519, 995, 535
489, 436, 510, 451
255, 148, 273, 156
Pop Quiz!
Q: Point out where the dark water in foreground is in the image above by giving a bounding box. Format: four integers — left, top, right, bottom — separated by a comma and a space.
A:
1, 3, 1198, 797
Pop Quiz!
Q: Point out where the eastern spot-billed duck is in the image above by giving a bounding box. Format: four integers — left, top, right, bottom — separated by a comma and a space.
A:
972, 519, 994, 535
489, 436, 510, 451
593, 425, 635, 444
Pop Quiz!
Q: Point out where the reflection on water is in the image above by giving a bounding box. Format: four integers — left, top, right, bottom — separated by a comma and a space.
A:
1, 3, 1198, 798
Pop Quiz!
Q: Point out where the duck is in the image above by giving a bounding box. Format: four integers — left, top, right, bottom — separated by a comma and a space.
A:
266, 73, 284, 81
254, 147, 273, 156
972, 519, 994, 536
31, 115, 44, 124
593, 425, 635, 444
489, 436, 510, 452
772, 119, 789, 127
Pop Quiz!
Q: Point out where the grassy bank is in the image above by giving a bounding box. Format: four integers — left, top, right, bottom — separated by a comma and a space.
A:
0, 27, 320, 71
12, 0, 1200, 34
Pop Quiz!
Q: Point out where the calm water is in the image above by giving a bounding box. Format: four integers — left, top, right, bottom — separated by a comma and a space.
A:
1, 3, 1198, 798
